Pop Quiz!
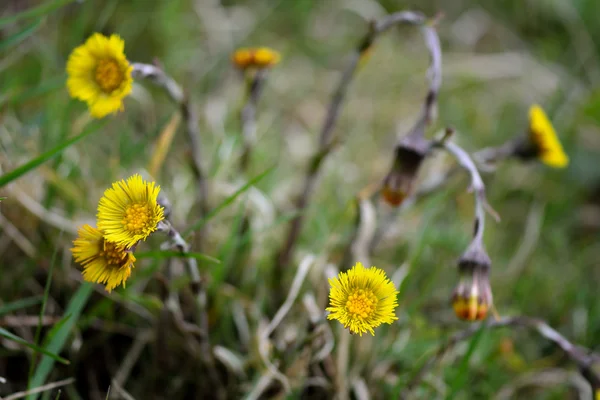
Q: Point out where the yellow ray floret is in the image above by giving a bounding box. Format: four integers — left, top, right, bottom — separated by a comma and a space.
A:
231, 47, 281, 69
327, 262, 399, 336
97, 174, 164, 249
528, 105, 569, 168
66, 33, 133, 118
71, 225, 135, 292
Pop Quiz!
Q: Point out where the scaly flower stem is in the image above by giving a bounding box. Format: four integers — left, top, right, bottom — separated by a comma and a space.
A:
132, 63, 209, 222
277, 10, 434, 275
435, 131, 499, 244
240, 69, 269, 171
157, 219, 223, 396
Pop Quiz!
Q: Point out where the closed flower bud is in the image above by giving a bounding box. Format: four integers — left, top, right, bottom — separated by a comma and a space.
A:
452, 244, 493, 321
381, 132, 429, 207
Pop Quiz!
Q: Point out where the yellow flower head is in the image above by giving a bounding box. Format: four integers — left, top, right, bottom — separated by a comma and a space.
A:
71, 225, 135, 292
231, 47, 281, 69
97, 174, 164, 249
327, 262, 399, 336
527, 104, 569, 168
66, 33, 133, 118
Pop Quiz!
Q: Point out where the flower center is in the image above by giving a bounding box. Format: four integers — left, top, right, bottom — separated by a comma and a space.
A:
101, 240, 129, 268
121, 203, 152, 234
95, 59, 123, 93
345, 289, 378, 320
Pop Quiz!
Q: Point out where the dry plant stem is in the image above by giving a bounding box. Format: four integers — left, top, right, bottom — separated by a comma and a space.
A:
157, 220, 206, 329
257, 255, 316, 394
336, 328, 351, 400
240, 69, 268, 171
4, 377, 75, 400
110, 330, 154, 396
435, 133, 500, 243
132, 63, 209, 218
277, 10, 429, 270
400, 316, 600, 399
157, 220, 223, 395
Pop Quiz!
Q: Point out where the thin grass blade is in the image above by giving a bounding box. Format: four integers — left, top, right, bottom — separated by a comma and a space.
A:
27, 283, 94, 400
184, 166, 274, 237
0, 0, 75, 28
0, 328, 69, 365
0, 120, 106, 188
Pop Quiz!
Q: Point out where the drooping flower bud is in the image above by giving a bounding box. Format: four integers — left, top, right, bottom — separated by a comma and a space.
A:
452, 242, 493, 321
381, 121, 430, 207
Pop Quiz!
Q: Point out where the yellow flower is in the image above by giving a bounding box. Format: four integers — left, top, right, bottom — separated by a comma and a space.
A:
528, 105, 569, 168
71, 225, 135, 292
327, 262, 399, 336
231, 47, 281, 69
66, 33, 133, 118
97, 174, 164, 248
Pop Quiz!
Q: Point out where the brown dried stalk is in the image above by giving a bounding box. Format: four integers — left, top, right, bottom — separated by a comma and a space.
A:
400, 316, 600, 399
277, 10, 439, 272
132, 63, 209, 219
156, 219, 224, 397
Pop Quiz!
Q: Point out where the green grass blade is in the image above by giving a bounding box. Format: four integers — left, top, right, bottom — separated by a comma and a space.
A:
27, 283, 94, 400
0, 0, 75, 28
135, 250, 221, 264
183, 166, 274, 237
0, 296, 43, 317
29, 233, 62, 380
0, 18, 43, 52
445, 325, 486, 399
0, 120, 106, 188
0, 328, 69, 365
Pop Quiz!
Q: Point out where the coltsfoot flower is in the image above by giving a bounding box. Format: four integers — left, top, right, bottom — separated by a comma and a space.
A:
71, 224, 135, 292
66, 33, 133, 118
231, 47, 281, 69
508, 104, 569, 168
525, 104, 569, 168
452, 244, 493, 321
97, 174, 164, 249
327, 262, 399, 336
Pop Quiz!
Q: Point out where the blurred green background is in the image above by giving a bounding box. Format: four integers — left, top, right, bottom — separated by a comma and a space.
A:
1, 0, 599, 399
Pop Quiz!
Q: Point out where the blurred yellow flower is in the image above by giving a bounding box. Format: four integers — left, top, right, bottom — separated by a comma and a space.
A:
528, 105, 569, 168
327, 262, 399, 336
97, 174, 164, 248
66, 33, 133, 118
231, 47, 281, 69
71, 225, 135, 292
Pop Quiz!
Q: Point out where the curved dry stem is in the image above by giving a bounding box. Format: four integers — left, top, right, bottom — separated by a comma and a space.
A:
277, 10, 442, 273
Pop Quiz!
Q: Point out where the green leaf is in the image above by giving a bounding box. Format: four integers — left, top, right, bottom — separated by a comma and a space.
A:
184, 166, 274, 237
0, 296, 43, 317
27, 283, 93, 400
0, 0, 76, 28
0, 120, 106, 188
135, 250, 221, 264
0, 328, 69, 365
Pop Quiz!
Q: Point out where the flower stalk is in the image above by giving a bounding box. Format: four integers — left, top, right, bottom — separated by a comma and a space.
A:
277, 10, 438, 276
132, 62, 209, 222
